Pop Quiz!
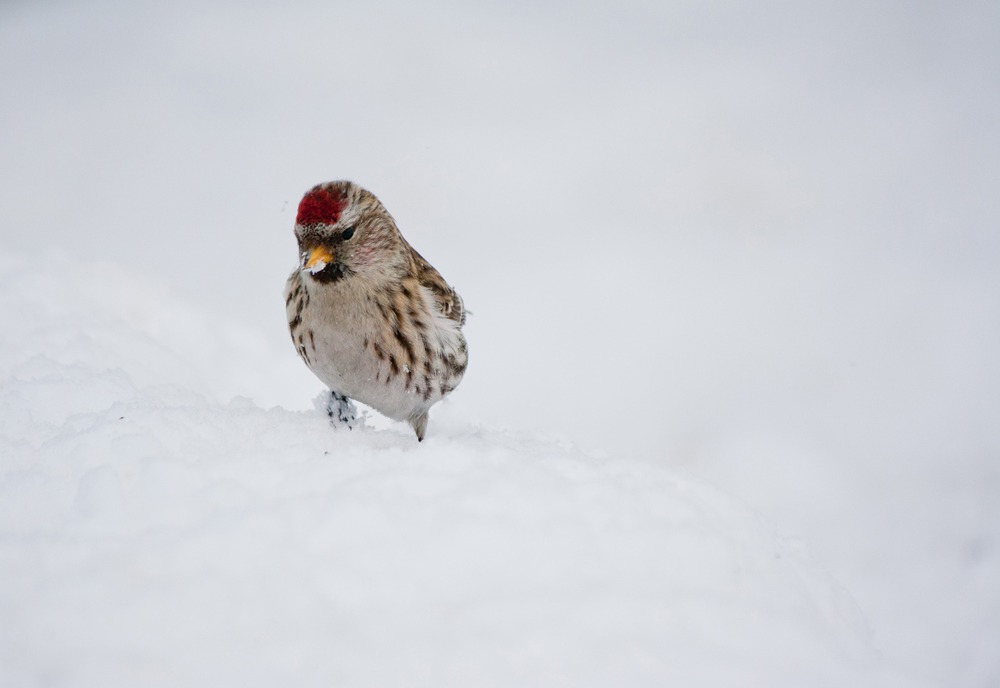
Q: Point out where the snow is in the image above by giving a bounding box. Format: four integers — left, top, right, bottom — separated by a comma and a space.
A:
2, 0, 999, 685
0, 254, 909, 686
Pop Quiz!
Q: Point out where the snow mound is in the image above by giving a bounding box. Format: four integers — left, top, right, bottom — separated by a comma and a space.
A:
0, 253, 915, 687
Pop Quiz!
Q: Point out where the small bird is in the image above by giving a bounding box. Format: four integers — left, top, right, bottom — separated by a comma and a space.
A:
284, 181, 467, 440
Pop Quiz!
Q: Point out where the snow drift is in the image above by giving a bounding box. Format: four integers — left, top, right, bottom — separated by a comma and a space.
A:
0, 254, 917, 686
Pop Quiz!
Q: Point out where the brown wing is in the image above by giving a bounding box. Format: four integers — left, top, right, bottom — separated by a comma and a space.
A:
408, 246, 465, 326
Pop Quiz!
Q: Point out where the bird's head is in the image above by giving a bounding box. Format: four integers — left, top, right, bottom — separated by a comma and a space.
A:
293, 181, 405, 285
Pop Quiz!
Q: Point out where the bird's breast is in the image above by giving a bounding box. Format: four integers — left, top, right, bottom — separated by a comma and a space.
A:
285, 270, 466, 422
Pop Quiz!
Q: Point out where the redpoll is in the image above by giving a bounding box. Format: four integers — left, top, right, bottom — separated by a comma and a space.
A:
285, 181, 467, 440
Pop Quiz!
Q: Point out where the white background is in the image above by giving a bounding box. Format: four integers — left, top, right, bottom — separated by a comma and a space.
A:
1, 1, 998, 685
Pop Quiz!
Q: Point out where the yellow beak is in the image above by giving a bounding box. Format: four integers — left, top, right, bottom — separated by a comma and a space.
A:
304, 246, 335, 272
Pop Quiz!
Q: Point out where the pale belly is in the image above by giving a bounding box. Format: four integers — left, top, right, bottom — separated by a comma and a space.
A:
285, 270, 466, 423
307, 326, 423, 422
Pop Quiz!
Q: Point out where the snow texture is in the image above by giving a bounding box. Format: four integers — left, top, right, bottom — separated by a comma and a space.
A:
0, 254, 914, 687
2, 0, 999, 685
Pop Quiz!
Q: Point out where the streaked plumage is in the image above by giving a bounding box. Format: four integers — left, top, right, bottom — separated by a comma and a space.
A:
284, 181, 467, 440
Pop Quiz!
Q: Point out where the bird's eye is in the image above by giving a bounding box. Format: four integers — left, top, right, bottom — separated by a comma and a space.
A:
341, 227, 355, 241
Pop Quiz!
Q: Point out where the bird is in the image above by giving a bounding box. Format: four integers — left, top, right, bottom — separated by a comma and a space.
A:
284, 180, 467, 441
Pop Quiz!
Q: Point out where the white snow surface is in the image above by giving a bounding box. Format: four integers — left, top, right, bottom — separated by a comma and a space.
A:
2, 0, 999, 685
1, 254, 906, 686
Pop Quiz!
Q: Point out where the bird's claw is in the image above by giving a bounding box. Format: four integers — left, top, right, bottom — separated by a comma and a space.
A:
325, 390, 357, 430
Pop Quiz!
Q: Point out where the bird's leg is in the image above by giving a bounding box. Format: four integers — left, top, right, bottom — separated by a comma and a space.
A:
326, 390, 357, 430
408, 411, 428, 442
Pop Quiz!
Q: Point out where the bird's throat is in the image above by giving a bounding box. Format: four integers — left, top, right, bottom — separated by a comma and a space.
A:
309, 261, 347, 284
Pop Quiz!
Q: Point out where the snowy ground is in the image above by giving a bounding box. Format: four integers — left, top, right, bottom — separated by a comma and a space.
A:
0, 252, 917, 687
2, 1, 999, 686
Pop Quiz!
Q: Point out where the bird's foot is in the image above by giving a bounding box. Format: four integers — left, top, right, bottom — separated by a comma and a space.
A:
325, 390, 358, 430
408, 411, 429, 442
